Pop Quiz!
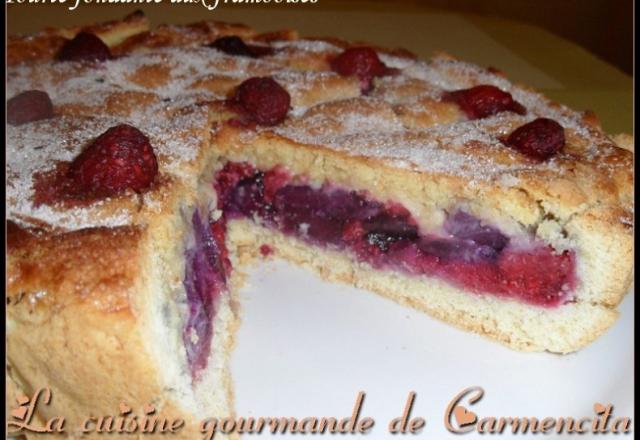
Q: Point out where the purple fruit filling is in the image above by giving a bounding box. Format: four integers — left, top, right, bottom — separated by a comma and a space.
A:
215, 162, 576, 308
182, 161, 577, 377
182, 209, 228, 380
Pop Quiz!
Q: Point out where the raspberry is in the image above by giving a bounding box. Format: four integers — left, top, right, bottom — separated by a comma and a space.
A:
442, 85, 526, 119
504, 118, 565, 161
214, 161, 258, 202
68, 124, 158, 195
208, 35, 274, 57
262, 166, 290, 203
7, 90, 54, 126
259, 244, 274, 257
230, 77, 290, 126
57, 32, 112, 62
330, 47, 390, 92
342, 220, 365, 245
497, 247, 574, 306
209, 36, 252, 56
210, 219, 232, 274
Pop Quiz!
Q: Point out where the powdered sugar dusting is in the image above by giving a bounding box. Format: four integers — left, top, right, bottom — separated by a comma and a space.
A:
271, 39, 341, 54
7, 31, 629, 231
7, 105, 210, 230
275, 105, 553, 180
7, 117, 132, 230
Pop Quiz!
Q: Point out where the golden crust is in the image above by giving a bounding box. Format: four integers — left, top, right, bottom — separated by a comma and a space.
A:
9, 13, 631, 235
213, 122, 633, 309
6, 222, 164, 439
5, 11, 634, 439
6, 9, 633, 329
6, 212, 233, 439
7, 10, 150, 65
228, 220, 620, 354
7, 221, 141, 313
111, 19, 256, 55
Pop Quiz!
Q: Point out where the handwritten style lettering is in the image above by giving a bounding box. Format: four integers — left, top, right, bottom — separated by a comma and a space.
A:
7, 388, 66, 434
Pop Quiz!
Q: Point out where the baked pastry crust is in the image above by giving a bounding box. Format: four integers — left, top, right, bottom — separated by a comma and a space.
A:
6, 12, 633, 439
7, 11, 150, 65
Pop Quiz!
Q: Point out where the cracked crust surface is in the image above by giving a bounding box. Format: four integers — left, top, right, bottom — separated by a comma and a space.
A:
7, 14, 632, 236
5, 11, 634, 439
214, 120, 632, 310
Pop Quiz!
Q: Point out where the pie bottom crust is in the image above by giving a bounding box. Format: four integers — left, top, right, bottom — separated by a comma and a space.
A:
226, 219, 619, 353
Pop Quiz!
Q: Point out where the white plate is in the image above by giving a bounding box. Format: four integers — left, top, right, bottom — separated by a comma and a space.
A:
232, 260, 634, 439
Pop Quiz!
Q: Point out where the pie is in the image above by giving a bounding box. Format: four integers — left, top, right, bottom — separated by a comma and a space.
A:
6, 11, 633, 439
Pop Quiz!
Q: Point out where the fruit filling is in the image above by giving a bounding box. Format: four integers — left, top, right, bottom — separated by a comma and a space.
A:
215, 162, 576, 307
182, 209, 230, 380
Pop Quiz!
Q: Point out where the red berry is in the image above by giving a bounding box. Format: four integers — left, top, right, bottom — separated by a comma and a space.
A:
231, 77, 290, 126
497, 247, 574, 306
214, 161, 258, 207
210, 219, 227, 246
208, 36, 274, 57
68, 124, 158, 195
210, 220, 232, 273
342, 220, 365, 245
262, 166, 290, 203
442, 85, 526, 119
57, 32, 112, 63
259, 244, 274, 257
331, 47, 388, 78
7, 90, 54, 126
330, 47, 390, 92
504, 118, 565, 161
209, 36, 252, 56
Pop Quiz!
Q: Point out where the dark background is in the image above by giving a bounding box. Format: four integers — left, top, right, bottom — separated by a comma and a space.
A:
8, 0, 633, 75
383, 0, 633, 75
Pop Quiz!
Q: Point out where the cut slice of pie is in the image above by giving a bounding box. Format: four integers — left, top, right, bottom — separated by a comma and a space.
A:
6, 12, 633, 440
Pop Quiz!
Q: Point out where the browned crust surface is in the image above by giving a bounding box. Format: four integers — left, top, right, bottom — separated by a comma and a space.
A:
7, 10, 150, 65
7, 221, 141, 314
5, 11, 634, 438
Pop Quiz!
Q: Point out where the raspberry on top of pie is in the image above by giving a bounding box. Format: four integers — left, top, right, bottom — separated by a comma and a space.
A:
5, 14, 633, 439
7, 14, 632, 331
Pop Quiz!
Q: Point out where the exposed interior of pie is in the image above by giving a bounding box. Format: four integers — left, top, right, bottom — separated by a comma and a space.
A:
214, 161, 575, 307
6, 12, 633, 438
183, 158, 577, 379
